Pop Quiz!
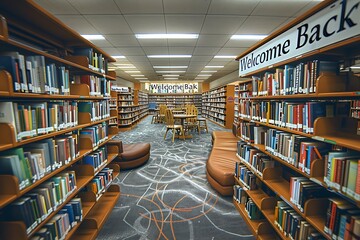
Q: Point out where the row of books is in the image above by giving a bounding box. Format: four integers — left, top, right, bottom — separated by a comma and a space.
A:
234, 162, 257, 190
0, 134, 79, 190
0, 52, 70, 95
203, 103, 225, 108
73, 75, 111, 97
233, 185, 247, 204
78, 101, 110, 122
324, 198, 360, 240
204, 97, 226, 103
79, 123, 108, 148
81, 147, 108, 171
245, 198, 263, 220
239, 100, 348, 134
237, 140, 275, 177
290, 177, 327, 212
83, 168, 114, 198
264, 128, 329, 175
274, 201, 324, 240
324, 151, 360, 201
119, 102, 134, 106
0, 101, 78, 142
73, 48, 108, 74
1, 171, 77, 234
251, 60, 338, 96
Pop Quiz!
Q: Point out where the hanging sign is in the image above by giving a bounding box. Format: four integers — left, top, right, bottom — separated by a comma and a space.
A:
239, 0, 360, 76
145, 83, 199, 93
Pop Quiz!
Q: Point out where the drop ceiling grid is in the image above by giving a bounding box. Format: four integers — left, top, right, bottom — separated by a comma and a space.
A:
33, 0, 321, 82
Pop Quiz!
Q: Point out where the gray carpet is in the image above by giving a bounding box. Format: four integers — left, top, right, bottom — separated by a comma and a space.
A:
97, 116, 254, 240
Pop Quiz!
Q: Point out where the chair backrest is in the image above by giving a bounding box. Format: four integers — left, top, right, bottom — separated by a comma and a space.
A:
149, 102, 157, 110
188, 105, 198, 123
159, 105, 167, 115
165, 109, 175, 125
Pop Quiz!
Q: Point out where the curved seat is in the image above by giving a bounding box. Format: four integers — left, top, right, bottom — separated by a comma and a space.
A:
109, 141, 150, 170
206, 131, 239, 196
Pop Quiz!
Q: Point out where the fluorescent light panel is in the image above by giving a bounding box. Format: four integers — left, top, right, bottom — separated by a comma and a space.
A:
131, 75, 144, 77
135, 34, 198, 39
81, 34, 105, 40
125, 70, 141, 73
231, 34, 267, 40
162, 75, 180, 77
148, 55, 192, 58
198, 74, 212, 77
164, 78, 178, 80
153, 66, 188, 69
135, 78, 148, 79
214, 55, 237, 58
201, 70, 217, 73
111, 55, 126, 59
156, 71, 186, 73
205, 65, 224, 68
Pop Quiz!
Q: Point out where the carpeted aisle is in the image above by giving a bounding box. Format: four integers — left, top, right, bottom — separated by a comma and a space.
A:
97, 116, 254, 240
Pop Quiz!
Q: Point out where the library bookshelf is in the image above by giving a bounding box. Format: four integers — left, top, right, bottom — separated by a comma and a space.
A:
0, 1, 121, 239
233, 1, 360, 239
148, 93, 202, 109
134, 90, 149, 125
202, 85, 234, 129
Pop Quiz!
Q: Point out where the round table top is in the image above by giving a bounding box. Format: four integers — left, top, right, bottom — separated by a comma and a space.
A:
173, 114, 196, 118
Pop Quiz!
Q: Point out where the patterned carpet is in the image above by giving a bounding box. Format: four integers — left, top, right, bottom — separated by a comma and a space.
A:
97, 116, 254, 240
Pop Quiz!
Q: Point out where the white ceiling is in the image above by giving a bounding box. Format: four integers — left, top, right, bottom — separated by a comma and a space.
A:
34, 0, 321, 83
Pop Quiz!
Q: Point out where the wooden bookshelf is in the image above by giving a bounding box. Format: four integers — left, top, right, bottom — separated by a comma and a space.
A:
148, 93, 202, 109
0, 2, 121, 240
202, 85, 234, 128
233, 1, 360, 239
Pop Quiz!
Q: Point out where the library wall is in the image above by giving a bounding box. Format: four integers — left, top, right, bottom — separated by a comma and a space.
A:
209, 71, 239, 90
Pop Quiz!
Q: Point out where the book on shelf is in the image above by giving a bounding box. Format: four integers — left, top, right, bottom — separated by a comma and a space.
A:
83, 168, 114, 198
0, 171, 77, 235
251, 60, 338, 96
79, 123, 108, 148
73, 48, 107, 73
74, 75, 110, 97
81, 147, 108, 170
233, 185, 247, 204
245, 198, 263, 220
78, 100, 110, 122
323, 151, 360, 200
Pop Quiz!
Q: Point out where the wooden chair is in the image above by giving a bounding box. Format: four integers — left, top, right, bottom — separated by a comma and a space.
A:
164, 109, 185, 142
197, 117, 208, 133
185, 105, 200, 134
158, 104, 167, 123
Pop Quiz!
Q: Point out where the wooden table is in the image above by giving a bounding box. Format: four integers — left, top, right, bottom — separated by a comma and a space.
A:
173, 114, 196, 138
172, 110, 185, 114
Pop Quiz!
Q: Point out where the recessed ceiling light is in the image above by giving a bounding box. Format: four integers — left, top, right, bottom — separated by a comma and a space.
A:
108, 68, 117, 71
81, 34, 105, 40
201, 70, 217, 73
118, 66, 137, 69
125, 71, 141, 73
164, 78, 178, 80
162, 75, 180, 77
135, 34, 198, 39
113, 64, 134, 66
153, 66, 188, 69
214, 55, 237, 58
156, 71, 186, 73
198, 74, 212, 77
350, 66, 360, 69
205, 65, 224, 68
131, 75, 144, 77
148, 55, 192, 58
231, 34, 267, 40
111, 55, 126, 59
135, 78, 148, 79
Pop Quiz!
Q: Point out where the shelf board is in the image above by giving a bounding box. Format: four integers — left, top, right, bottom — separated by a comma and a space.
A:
233, 198, 265, 236
316, 132, 360, 152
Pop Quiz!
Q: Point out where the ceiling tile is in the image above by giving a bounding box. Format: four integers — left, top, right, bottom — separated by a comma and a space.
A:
125, 56, 149, 62
294, 2, 320, 17
225, 39, 263, 48
216, 47, 247, 55
190, 56, 213, 62
67, 0, 121, 14
55, 15, 98, 34
124, 15, 166, 33
208, 0, 259, 15
116, 47, 146, 55
165, 15, 205, 33
167, 39, 197, 47
106, 35, 140, 47
251, 1, 310, 17
142, 47, 169, 55
196, 34, 230, 47
193, 47, 220, 55
138, 39, 168, 47
114, 0, 163, 14
84, 15, 133, 34
201, 15, 247, 34
91, 39, 113, 48
168, 47, 194, 54
236, 16, 288, 35
163, 0, 211, 14
34, 0, 78, 14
